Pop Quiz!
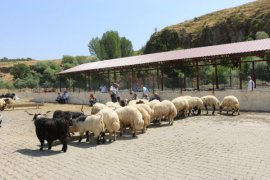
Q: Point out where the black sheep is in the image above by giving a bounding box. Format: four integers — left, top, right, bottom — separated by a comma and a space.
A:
33, 116, 69, 152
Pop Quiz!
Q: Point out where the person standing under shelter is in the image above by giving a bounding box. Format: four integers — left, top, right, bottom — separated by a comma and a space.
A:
110, 83, 118, 103
247, 76, 255, 92
142, 84, 150, 98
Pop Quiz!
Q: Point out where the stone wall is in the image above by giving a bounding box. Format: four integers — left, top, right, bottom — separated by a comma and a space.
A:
17, 89, 270, 112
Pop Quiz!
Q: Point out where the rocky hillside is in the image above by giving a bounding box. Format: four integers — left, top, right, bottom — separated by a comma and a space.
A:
144, 0, 270, 54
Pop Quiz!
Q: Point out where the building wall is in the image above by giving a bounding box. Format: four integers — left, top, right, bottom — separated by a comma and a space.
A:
19, 90, 270, 112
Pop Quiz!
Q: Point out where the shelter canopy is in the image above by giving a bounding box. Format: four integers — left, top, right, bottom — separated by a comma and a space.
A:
59, 39, 270, 75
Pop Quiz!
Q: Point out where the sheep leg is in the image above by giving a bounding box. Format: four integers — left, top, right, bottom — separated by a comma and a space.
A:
158, 118, 162, 126
96, 135, 101, 145
78, 132, 83, 142
86, 131, 89, 142
197, 108, 201, 115
109, 133, 112, 143
132, 129, 137, 137
205, 105, 208, 115
61, 139, 67, 152
48, 141, 52, 150
102, 132, 106, 144
39, 139, 44, 151
212, 106, 216, 115
113, 131, 116, 141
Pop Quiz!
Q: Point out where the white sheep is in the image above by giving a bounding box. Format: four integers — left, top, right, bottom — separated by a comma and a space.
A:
128, 99, 149, 106
135, 103, 153, 117
152, 100, 177, 126
91, 102, 108, 114
171, 97, 189, 117
98, 108, 120, 142
133, 105, 151, 133
106, 101, 122, 110
72, 114, 105, 144
148, 99, 161, 109
0, 99, 6, 111
219, 95, 240, 115
115, 106, 144, 137
185, 96, 203, 116
201, 95, 220, 115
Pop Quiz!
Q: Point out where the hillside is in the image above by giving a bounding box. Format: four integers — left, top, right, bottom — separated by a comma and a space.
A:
0, 59, 62, 82
144, 0, 270, 54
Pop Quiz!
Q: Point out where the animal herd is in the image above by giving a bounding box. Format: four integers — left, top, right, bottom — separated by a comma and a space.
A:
24, 94, 240, 152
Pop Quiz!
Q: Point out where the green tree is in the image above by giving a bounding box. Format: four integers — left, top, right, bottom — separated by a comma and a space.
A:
120, 37, 133, 57
62, 55, 78, 69
256, 31, 269, 40
101, 31, 121, 59
88, 30, 134, 60
10, 63, 31, 79
14, 78, 27, 89
88, 37, 103, 59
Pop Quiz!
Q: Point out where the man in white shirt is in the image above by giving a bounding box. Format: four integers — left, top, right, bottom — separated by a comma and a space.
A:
247, 76, 255, 92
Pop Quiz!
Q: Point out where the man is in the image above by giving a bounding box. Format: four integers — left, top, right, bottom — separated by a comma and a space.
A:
142, 84, 149, 98
61, 90, 69, 104
247, 76, 255, 92
110, 83, 117, 103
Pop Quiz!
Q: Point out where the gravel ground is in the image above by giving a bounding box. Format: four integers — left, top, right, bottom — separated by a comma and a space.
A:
0, 102, 270, 179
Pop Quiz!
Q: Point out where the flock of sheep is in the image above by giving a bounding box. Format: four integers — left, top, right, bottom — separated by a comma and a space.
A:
27, 94, 240, 152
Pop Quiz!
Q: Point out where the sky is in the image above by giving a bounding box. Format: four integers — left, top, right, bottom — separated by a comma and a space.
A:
0, 0, 255, 60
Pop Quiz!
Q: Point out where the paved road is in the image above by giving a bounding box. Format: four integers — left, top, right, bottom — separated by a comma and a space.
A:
1, 105, 270, 180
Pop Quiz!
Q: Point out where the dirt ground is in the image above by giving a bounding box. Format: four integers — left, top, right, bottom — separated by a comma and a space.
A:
1, 102, 270, 179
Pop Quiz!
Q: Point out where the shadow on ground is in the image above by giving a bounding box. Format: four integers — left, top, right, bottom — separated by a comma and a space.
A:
16, 148, 62, 157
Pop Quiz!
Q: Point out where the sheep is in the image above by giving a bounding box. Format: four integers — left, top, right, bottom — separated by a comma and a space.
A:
0, 99, 6, 111
219, 95, 240, 115
91, 102, 108, 114
171, 97, 189, 117
133, 105, 151, 133
33, 115, 70, 152
136, 103, 154, 118
98, 108, 120, 142
106, 101, 122, 110
184, 96, 203, 116
53, 110, 84, 135
201, 95, 220, 115
115, 106, 144, 137
71, 114, 105, 144
148, 99, 160, 109
152, 100, 177, 126
128, 99, 149, 106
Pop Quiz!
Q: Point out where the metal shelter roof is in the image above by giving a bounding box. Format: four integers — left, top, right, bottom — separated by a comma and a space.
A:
59, 38, 270, 75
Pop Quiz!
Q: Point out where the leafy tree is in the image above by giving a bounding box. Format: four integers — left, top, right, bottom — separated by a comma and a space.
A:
88, 37, 103, 59
100, 31, 121, 59
14, 78, 27, 89
256, 31, 269, 40
120, 37, 133, 57
62, 55, 78, 69
88, 30, 134, 60
10, 63, 31, 79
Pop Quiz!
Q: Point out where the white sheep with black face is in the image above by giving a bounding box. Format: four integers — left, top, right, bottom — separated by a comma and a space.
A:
183, 96, 203, 116
219, 95, 240, 115
201, 95, 220, 115
71, 114, 105, 144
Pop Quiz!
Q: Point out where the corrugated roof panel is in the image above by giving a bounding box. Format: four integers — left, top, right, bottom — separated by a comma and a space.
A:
60, 39, 270, 74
